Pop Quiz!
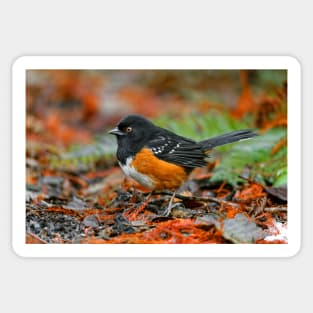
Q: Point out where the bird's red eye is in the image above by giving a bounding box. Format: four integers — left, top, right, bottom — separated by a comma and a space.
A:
126, 126, 133, 133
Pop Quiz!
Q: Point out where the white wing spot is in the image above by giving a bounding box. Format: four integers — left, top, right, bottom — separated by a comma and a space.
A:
169, 142, 181, 154
152, 145, 167, 155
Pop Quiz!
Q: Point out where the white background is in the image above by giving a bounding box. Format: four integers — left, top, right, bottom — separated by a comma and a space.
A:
1, 1, 311, 312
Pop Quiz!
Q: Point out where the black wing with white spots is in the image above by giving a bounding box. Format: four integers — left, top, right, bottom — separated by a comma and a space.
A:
146, 131, 209, 168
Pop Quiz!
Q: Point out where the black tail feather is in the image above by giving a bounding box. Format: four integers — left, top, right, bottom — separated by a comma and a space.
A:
199, 129, 258, 150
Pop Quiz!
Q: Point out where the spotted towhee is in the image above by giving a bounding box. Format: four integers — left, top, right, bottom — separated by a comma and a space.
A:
109, 114, 257, 191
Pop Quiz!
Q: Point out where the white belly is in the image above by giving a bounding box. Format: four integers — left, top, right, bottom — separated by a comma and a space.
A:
118, 157, 154, 189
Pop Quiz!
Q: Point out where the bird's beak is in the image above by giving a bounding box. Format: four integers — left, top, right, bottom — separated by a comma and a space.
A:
108, 127, 125, 136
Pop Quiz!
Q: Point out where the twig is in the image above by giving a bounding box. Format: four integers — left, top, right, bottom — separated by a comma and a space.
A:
148, 191, 239, 207
264, 207, 287, 213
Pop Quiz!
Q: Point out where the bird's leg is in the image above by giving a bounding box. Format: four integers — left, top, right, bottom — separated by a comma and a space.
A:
161, 180, 194, 216
145, 191, 152, 202
136, 191, 152, 213
163, 190, 176, 217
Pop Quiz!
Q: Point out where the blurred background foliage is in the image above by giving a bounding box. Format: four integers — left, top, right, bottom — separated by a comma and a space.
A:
26, 69, 287, 187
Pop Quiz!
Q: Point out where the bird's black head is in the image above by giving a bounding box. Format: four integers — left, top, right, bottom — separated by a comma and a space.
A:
109, 114, 157, 161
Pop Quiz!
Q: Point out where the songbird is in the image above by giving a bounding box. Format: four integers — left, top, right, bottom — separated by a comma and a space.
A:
109, 114, 257, 191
